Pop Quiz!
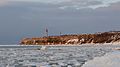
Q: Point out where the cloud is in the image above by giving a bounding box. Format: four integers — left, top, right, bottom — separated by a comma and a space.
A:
13, 0, 120, 10
0, 0, 9, 6
53, 0, 120, 10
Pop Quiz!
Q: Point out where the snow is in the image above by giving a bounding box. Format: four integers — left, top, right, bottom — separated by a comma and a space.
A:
66, 39, 79, 44
82, 51, 120, 67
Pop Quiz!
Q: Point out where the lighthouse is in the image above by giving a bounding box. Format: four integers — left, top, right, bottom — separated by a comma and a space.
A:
45, 28, 48, 37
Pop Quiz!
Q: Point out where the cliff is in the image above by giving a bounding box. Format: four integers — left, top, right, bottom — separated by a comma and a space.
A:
20, 31, 120, 45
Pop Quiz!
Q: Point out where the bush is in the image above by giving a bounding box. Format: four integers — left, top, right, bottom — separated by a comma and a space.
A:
47, 38, 62, 43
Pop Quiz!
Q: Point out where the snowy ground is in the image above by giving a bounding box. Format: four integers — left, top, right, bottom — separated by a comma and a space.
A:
83, 51, 120, 67
0, 45, 119, 67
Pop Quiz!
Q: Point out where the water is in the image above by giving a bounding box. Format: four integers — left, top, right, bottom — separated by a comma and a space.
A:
0, 45, 119, 67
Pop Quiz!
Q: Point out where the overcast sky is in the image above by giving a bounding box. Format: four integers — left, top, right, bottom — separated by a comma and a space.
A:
0, 0, 120, 44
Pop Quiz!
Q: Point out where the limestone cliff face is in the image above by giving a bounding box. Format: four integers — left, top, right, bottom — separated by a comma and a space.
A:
20, 31, 120, 45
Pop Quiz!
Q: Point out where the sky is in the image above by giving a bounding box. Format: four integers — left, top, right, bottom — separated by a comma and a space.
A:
0, 0, 120, 44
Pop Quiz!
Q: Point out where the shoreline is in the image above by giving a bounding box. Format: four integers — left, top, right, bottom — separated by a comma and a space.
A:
0, 43, 120, 47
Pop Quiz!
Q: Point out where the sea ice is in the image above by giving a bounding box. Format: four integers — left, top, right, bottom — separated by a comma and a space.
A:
0, 45, 119, 67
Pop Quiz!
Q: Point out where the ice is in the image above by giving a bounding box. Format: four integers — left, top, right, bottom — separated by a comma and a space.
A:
0, 45, 119, 67
82, 51, 120, 67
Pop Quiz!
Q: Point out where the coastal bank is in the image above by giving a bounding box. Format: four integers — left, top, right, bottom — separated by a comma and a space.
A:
20, 31, 120, 45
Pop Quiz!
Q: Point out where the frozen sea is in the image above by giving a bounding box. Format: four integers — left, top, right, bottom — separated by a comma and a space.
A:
0, 45, 120, 67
